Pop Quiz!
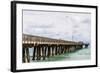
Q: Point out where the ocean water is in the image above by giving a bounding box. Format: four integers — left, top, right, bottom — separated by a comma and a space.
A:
28, 48, 91, 62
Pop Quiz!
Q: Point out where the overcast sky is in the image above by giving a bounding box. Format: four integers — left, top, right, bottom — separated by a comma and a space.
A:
23, 10, 91, 43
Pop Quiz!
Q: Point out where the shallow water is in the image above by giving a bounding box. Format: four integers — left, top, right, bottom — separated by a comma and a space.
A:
29, 48, 91, 62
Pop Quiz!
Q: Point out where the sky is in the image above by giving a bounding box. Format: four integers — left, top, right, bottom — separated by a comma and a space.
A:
23, 10, 91, 43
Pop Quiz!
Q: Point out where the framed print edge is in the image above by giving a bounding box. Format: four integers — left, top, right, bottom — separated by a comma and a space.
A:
11, 1, 17, 72
11, 1, 98, 72
96, 6, 98, 67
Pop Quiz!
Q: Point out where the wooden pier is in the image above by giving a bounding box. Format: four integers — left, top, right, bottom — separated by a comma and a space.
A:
22, 34, 87, 63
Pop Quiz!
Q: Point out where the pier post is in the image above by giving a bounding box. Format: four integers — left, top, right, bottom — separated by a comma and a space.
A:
52, 45, 54, 56
55, 45, 57, 55
22, 48, 25, 63
57, 45, 59, 55
32, 46, 36, 60
59, 45, 61, 54
50, 46, 52, 56
43, 46, 46, 60
57, 45, 60, 55
40, 45, 43, 60
47, 45, 50, 58
64, 45, 66, 53
37, 45, 41, 60
24, 48, 30, 63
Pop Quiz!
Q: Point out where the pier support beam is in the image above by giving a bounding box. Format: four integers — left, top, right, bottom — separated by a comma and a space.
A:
43, 46, 46, 60
22, 48, 25, 63
23, 48, 30, 63
32, 46, 36, 60
55, 45, 57, 55
37, 45, 41, 60
47, 45, 50, 58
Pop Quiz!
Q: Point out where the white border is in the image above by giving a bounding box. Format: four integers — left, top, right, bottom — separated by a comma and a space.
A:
16, 3, 96, 70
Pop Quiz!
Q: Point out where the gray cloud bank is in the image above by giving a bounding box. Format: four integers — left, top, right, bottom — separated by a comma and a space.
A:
23, 10, 91, 43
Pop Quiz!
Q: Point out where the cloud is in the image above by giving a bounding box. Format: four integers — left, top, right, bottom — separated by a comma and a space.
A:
23, 10, 91, 43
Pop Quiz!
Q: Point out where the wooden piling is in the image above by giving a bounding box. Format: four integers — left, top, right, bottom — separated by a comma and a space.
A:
32, 46, 36, 60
